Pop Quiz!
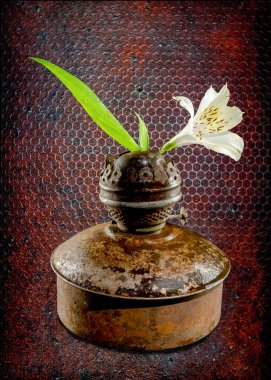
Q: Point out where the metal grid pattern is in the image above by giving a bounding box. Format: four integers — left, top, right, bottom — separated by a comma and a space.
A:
1, 1, 270, 379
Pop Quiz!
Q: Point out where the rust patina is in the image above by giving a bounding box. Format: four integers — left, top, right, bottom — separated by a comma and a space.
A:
57, 278, 223, 351
51, 151, 231, 350
51, 222, 230, 350
51, 222, 230, 299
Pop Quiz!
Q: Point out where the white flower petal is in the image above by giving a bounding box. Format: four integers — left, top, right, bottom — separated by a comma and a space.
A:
209, 83, 230, 108
171, 117, 194, 139
170, 133, 198, 147
202, 131, 244, 161
193, 85, 243, 137
194, 84, 229, 121
163, 84, 244, 159
173, 96, 194, 119
196, 86, 218, 117
194, 104, 243, 137
160, 130, 197, 153
203, 143, 241, 161
220, 106, 243, 131
204, 131, 244, 150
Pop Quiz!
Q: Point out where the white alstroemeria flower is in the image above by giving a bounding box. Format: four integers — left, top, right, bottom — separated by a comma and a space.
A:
160, 84, 244, 161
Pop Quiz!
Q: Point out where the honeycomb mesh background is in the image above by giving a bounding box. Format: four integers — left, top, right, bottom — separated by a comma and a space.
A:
0, 1, 270, 379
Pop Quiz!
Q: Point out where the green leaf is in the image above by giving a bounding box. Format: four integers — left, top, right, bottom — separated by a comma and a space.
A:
134, 112, 149, 151
159, 140, 177, 154
29, 57, 140, 152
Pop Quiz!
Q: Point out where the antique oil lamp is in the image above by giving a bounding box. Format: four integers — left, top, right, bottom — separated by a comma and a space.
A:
30, 58, 243, 351
51, 151, 230, 350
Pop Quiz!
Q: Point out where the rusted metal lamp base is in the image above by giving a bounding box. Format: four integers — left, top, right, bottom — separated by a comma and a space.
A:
51, 222, 230, 351
57, 278, 222, 350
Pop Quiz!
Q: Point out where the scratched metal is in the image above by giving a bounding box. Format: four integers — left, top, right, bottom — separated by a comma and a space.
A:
51, 222, 230, 298
1, 1, 270, 379
56, 277, 224, 351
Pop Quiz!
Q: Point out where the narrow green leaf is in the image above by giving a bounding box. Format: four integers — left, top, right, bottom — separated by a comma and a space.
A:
29, 57, 140, 152
159, 140, 177, 154
135, 112, 149, 151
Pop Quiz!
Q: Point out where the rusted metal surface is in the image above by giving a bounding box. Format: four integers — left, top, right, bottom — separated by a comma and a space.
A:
57, 277, 223, 350
51, 222, 230, 299
99, 151, 181, 232
52, 220, 229, 350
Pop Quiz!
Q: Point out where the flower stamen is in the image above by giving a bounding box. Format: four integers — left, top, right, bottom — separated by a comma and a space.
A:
163, 84, 244, 161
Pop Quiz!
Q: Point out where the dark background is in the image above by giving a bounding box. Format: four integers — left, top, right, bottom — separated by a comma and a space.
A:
1, 1, 270, 379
